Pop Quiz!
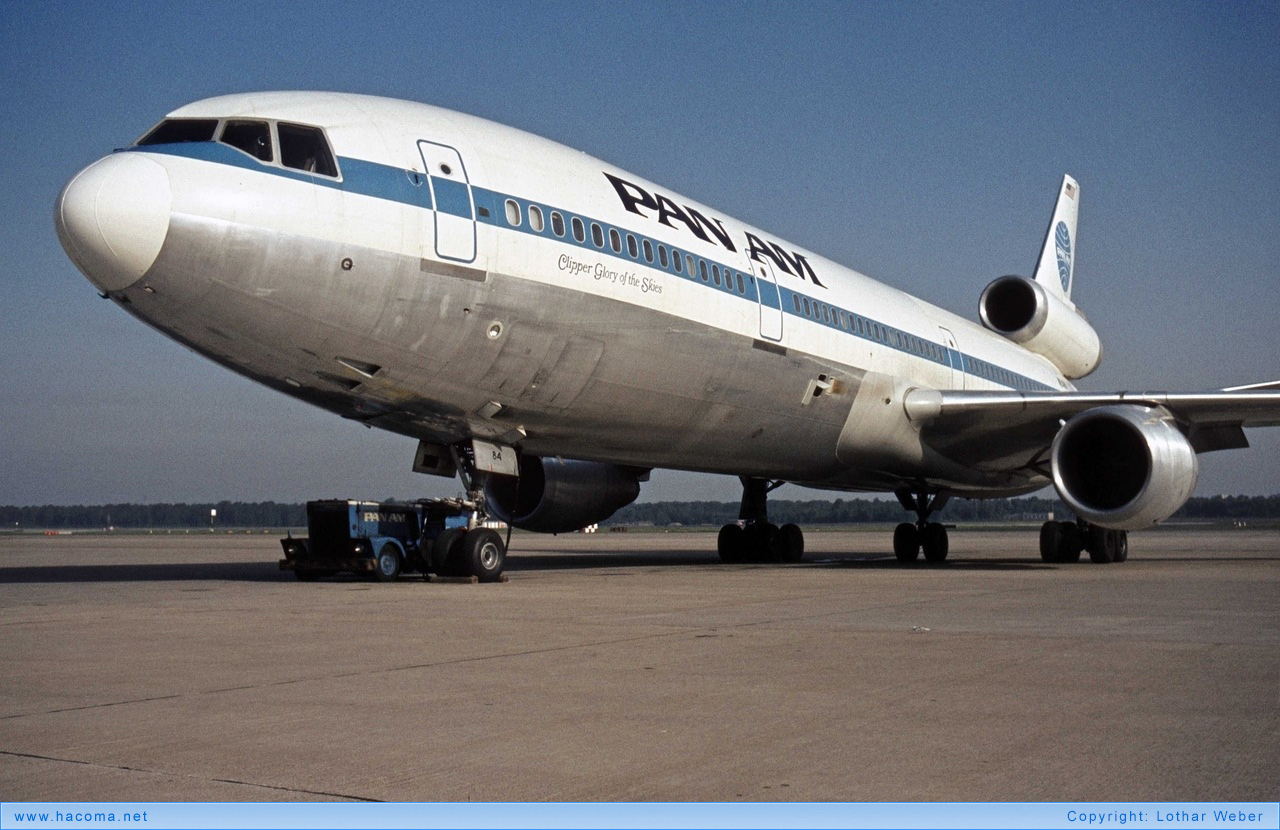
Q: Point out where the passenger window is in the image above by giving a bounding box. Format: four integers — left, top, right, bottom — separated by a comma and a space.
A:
278, 122, 338, 176
572, 217, 585, 242
736, 273, 745, 294
220, 120, 273, 162
823, 305, 831, 324
137, 119, 219, 145
551, 211, 565, 237
686, 255, 695, 276
658, 245, 668, 268
591, 223, 604, 248
627, 234, 638, 258
505, 199, 521, 227
712, 265, 721, 286
643, 239, 653, 263
802, 297, 811, 316
609, 228, 621, 252
529, 205, 544, 232
699, 260, 708, 282
793, 295, 802, 313
672, 250, 682, 273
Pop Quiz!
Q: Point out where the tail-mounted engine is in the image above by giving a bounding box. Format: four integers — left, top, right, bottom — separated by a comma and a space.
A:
1050, 405, 1198, 530
485, 455, 644, 533
979, 275, 1102, 379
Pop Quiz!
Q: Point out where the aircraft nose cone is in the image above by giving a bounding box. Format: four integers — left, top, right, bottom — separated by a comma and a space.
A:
56, 153, 172, 293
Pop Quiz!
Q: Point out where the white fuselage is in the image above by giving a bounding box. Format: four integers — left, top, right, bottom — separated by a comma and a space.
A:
58, 92, 1072, 497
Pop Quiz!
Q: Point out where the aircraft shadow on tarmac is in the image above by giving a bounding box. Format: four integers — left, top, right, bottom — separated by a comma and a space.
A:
0, 561, 283, 584
503, 551, 1053, 572
0, 554, 1095, 584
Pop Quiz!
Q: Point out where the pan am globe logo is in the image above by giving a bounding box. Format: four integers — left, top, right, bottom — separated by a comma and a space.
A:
1054, 221, 1072, 293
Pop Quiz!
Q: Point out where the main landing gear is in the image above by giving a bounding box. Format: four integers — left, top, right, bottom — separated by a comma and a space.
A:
1039, 519, 1128, 564
893, 489, 950, 564
717, 477, 805, 563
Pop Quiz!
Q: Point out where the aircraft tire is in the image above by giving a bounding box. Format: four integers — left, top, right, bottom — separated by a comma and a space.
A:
773, 523, 805, 563
1113, 531, 1129, 562
921, 522, 948, 563
460, 528, 506, 582
893, 522, 920, 562
1060, 522, 1083, 562
1039, 521, 1063, 562
742, 522, 777, 563
431, 527, 468, 576
717, 523, 745, 563
373, 544, 402, 582
1086, 526, 1115, 563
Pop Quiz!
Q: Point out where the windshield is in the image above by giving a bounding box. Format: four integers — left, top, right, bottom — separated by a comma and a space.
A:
136, 119, 219, 145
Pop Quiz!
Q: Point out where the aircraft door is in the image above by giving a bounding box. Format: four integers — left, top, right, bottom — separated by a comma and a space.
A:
418, 140, 476, 263
938, 326, 964, 390
751, 260, 784, 341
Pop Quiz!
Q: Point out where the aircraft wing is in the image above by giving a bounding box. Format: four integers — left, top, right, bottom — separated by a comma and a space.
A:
903, 385, 1280, 472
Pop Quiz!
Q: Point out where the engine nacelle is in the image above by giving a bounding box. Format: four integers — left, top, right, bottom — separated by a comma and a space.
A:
979, 275, 1102, 379
485, 456, 643, 533
1050, 405, 1198, 530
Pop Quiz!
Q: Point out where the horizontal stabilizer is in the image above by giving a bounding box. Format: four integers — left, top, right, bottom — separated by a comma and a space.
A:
1223, 380, 1280, 392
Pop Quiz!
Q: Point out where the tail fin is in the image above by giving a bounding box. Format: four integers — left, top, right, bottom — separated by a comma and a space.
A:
1033, 175, 1080, 304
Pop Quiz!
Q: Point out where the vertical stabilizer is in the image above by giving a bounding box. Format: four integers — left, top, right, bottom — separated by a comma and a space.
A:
1033, 175, 1080, 304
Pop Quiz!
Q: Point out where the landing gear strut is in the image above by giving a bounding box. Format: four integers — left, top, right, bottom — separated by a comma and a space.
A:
718, 477, 805, 563
1039, 518, 1127, 564
431, 444, 507, 581
893, 489, 950, 564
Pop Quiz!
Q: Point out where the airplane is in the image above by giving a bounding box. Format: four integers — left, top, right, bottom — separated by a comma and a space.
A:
54, 91, 1280, 577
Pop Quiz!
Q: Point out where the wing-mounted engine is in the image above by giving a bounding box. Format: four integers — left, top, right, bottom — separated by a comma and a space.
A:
979, 275, 1102, 379
484, 455, 644, 533
1050, 405, 1198, 529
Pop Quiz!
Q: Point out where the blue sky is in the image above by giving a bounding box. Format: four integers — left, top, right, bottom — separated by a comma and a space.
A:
1, 1, 1277, 505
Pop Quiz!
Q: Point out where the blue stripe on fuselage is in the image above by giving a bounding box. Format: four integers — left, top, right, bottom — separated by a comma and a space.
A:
126, 141, 1055, 393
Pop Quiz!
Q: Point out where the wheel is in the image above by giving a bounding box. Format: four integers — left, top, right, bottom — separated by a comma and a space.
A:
459, 528, 506, 582
1086, 526, 1114, 563
717, 523, 745, 563
742, 522, 777, 562
1113, 530, 1129, 562
1039, 520, 1063, 562
373, 544, 402, 582
921, 522, 948, 563
893, 522, 920, 562
772, 523, 805, 563
1060, 522, 1083, 562
430, 526, 467, 575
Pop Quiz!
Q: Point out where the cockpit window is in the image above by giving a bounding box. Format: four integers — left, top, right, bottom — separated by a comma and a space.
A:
137, 119, 219, 145
219, 120, 273, 162
277, 122, 338, 178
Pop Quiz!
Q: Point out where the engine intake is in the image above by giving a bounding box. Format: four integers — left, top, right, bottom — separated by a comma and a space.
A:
979, 275, 1102, 379
1050, 405, 1198, 530
485, 455, 643, 533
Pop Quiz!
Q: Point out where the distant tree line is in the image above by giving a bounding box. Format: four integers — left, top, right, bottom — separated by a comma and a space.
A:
3, 494, 1278, 530
0, 501, 306, 530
